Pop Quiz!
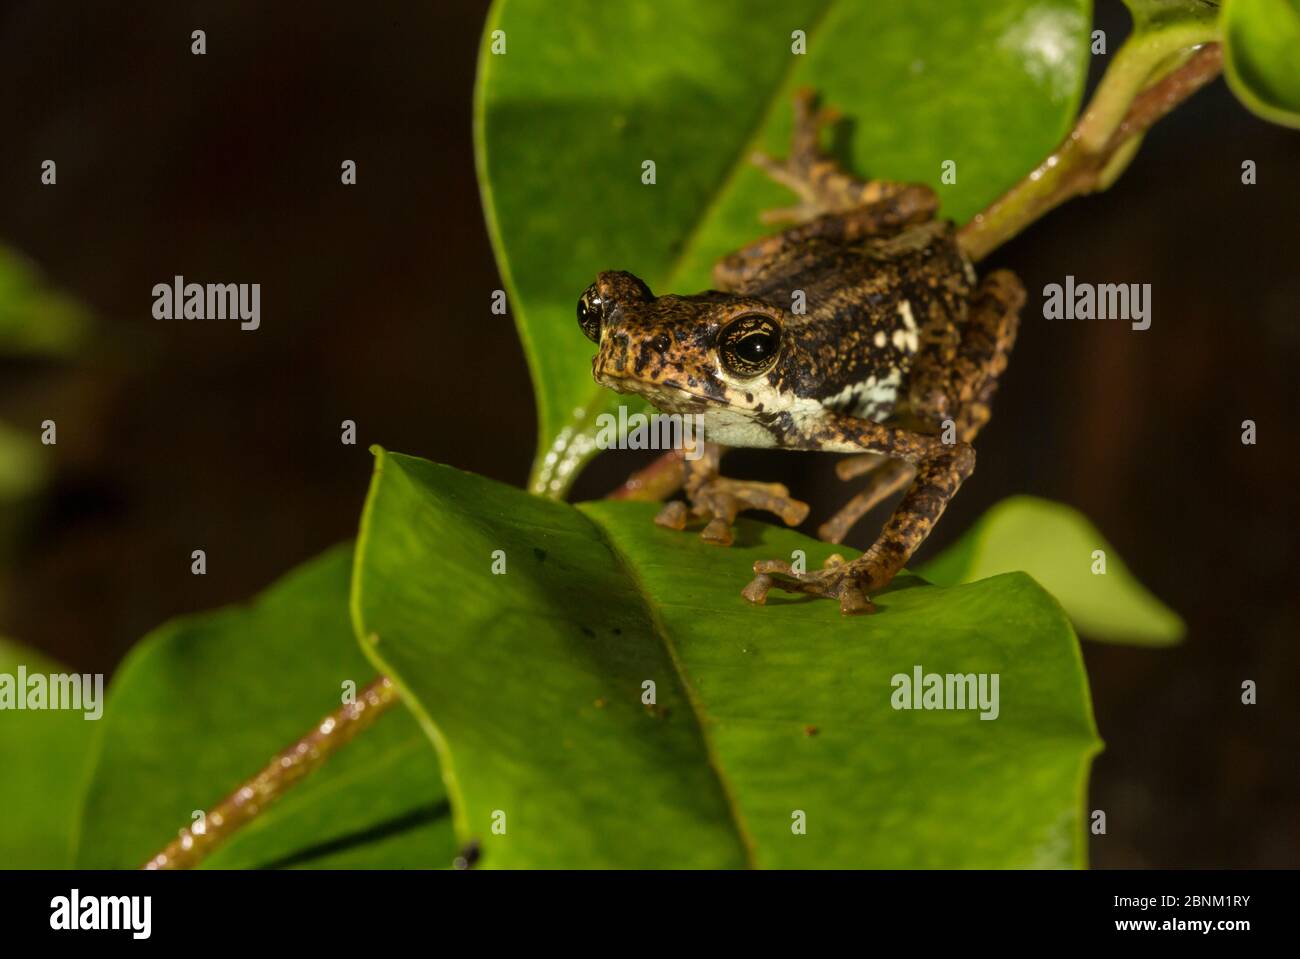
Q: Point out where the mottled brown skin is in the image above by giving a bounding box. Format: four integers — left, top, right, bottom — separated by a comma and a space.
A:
580, 89, 1025, 614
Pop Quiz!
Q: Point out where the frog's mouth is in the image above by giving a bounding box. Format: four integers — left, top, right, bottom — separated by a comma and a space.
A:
593, 370, 717, 414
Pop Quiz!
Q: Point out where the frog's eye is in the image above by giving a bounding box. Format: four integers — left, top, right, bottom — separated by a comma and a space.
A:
718, 314, 782, 378
577, 284, 606, 343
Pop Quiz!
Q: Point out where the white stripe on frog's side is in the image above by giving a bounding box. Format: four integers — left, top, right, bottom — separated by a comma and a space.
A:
703, 363, 836, 449
701, 358, 904, 449
819, 369, 902, 421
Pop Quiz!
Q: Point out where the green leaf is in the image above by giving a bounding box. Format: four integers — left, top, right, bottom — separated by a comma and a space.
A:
1121, 0, 1222, 29
353, 450, 1102, 868
0, 247, 90, 357
921, 495, 1184, 646
0, 639, 98, 868
476, 0, 1093, 496
75, 545, 456, 869
1222, 0, 1300, 128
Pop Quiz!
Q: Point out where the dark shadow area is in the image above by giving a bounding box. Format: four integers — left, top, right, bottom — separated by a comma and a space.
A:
259, 801, 452, 871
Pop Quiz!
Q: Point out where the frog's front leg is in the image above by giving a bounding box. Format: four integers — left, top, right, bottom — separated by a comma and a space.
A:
742, 415, 975, 614
653, 442, 809, 547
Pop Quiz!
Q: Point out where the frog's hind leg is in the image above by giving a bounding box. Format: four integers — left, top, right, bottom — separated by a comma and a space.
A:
906, 268, 1025, 442
753, 87, 934, 224
948, 269, 1025, 442
653, 442, 809, 547
814, 270, 1024, 547
714, 89, 938, 291
817, 456, 915, 545
742, 412, 975, 614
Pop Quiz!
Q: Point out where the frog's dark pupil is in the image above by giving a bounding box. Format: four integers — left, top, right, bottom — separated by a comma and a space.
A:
736, 333, 773, 362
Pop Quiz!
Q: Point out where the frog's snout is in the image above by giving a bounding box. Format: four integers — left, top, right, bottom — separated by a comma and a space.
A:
592, 329, 633, 387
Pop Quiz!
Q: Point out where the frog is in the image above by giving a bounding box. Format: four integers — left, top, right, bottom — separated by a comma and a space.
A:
578, 89, 1025, 614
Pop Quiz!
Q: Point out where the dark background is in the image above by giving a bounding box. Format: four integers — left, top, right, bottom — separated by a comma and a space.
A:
1, 1, 1295, 867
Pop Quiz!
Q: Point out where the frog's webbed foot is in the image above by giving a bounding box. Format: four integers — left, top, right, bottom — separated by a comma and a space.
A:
656, 476, 809, 546
742, 551, 891, 616
653, 442, 808, 546
751, 87, 931, 225
751, 88, 844, 223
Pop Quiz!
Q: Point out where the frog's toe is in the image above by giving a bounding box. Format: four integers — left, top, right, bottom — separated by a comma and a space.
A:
790, 86, 841, 144
746, 559, 882, 615
699, 516, 734, 546
750, 559, 836, 598
750, 150, 797, 185
697, 478, 809, 529
752, 558, 796, 578
657, 476, 809, 550
654, 500, 688, 531
835, 583, 875, 616
741, 573, 773, 606
655, 496, 736, 546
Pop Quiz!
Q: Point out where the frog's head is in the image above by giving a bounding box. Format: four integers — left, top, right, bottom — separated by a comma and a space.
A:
579, 270, 788, 415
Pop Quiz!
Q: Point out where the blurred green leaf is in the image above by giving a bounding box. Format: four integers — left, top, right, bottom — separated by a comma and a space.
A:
0, 247, 90, 357
0, 248, 89, 531
0, 639, 98, 868
0, 420, 44, 505
75, 545, 455, 869
353, 450, 1101, 868
1121, 0, 1222, 29
476, 0, 1093, 496
1222, 0, 1300, 127
921, 495, 1184, 646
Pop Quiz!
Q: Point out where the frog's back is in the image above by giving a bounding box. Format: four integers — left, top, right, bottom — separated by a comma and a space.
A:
729, 220, 974, 422
733, 220, 971, 321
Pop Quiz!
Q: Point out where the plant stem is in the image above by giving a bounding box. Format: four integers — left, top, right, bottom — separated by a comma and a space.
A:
605, 448, 689, 501
1075, 22, 1221, 152
142, 675, 398, 870
958, 35, 1223, 263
